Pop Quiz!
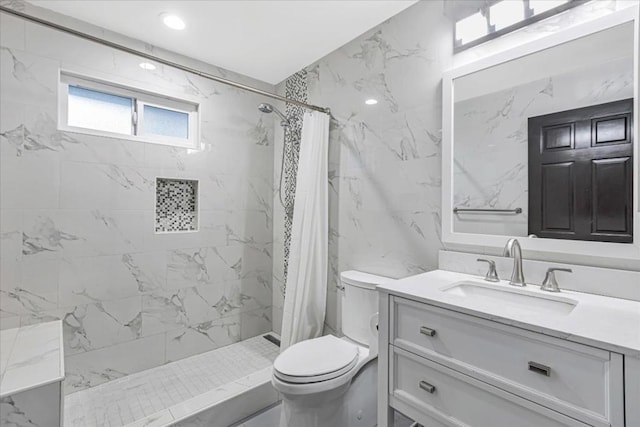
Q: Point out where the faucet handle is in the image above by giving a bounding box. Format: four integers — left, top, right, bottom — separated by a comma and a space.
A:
541, 268, 572, 292
477, 258, 499, 282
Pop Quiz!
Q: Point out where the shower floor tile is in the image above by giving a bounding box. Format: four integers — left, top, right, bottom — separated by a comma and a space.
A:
64, 334, 280, 427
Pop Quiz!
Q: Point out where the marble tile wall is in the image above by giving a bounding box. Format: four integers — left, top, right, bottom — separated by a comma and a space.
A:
270, 89, 289, 336
0, 382, 61, 427
272, 0, 638, 335
0, 321, 63, 427
273, 0, 452, 335
0, 1, 273, 393
453, 58, 634, 236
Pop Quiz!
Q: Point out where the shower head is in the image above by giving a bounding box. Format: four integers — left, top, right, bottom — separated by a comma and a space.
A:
258, 102, 290, 127
258, 103, 273, 113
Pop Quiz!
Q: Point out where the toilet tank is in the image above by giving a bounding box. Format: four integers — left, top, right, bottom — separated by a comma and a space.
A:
340, 271, 391, 346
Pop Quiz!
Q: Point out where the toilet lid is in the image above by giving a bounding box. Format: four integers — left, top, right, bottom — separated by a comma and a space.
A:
273, 335, 359, 383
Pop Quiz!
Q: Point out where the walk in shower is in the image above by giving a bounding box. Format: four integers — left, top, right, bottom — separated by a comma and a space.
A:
0, 2, 327, 426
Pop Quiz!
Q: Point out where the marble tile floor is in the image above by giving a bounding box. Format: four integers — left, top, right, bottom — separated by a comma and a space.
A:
64, 334, 280, 427
233, 402, 417, 427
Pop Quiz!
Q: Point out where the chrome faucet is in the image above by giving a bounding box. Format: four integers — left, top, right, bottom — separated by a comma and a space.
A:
477, 258, 499, 282
540, 268, 572, 292
503, 238, 526, 287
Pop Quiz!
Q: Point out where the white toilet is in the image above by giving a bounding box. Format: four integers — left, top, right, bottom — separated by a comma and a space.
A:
272, 271, 391, 427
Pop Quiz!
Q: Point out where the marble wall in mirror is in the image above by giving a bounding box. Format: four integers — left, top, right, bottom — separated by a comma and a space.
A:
452, 21, 634, 243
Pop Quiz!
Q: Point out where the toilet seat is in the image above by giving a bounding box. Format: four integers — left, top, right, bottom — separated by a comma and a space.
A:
275, 355, 359, 383
273, 335, 359, 384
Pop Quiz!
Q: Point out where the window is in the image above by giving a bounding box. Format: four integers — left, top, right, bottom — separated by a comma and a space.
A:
454, 0, 585, 52
59, 73, 199, 148
141, 105, 189, 139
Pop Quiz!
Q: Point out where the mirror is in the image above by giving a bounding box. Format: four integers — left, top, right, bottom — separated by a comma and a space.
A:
442, 8, 640, 263
452, 21, 635, 243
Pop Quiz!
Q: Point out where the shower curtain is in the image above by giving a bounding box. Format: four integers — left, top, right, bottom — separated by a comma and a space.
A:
280, 110, 330, 351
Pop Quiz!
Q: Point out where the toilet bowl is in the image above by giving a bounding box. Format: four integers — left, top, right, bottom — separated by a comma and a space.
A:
272, 271, 391, 427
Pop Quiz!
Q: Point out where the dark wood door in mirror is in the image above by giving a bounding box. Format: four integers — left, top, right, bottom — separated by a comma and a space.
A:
528, 99, 633, 243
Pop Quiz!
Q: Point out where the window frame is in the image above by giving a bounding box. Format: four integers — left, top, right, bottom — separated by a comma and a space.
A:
59, 71, 200, 149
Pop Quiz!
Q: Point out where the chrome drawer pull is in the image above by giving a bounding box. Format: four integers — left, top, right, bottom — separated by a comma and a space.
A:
419, 380, 436, 394
528, 361, 551, 377
419, 326, 436, 337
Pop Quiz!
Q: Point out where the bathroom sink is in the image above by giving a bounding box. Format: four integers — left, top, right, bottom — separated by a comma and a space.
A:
440, 281, 578, 316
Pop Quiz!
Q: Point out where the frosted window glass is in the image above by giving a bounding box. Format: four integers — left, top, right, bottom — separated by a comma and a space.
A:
68, 86, 133, 135
143, 105, 189, 139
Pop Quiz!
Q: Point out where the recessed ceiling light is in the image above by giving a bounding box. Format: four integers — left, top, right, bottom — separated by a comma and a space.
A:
365, 99, 378, 105
139, 62, 156, 70
161, 13, 186, 30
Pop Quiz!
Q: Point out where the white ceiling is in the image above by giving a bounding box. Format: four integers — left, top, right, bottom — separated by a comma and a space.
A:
28, 0, 418, 84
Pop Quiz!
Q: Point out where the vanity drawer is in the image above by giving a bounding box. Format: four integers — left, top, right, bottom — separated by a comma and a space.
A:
392, 297, 621, 424
390, 346, 589, 427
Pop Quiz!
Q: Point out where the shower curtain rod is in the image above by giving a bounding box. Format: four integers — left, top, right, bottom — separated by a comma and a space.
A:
0, 6, 331, 114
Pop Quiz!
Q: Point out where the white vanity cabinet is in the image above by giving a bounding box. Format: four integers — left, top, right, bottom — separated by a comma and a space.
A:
378, 294, 629, 427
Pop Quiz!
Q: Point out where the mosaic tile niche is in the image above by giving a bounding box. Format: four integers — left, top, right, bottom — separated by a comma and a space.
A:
155, 178, 199, 232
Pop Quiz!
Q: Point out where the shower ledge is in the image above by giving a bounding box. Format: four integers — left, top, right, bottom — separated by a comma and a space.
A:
64, 333, 280, 427
1, 321, 65, 427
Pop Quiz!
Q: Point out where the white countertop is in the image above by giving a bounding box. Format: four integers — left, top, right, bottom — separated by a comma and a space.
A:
378, 270, 640, 357
0, 320, 65, 397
